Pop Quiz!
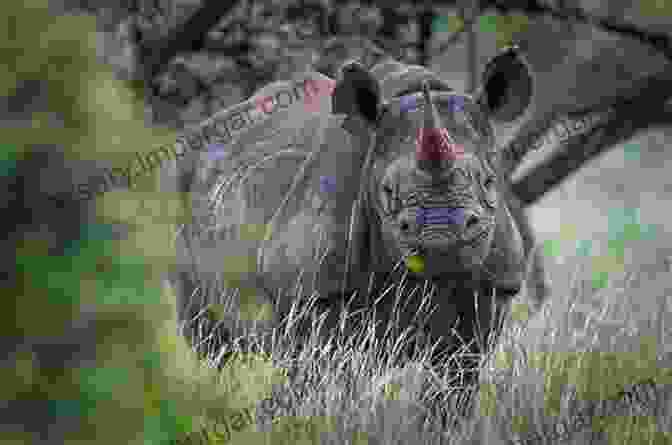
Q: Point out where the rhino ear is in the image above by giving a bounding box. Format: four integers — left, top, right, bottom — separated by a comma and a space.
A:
477, 46, 534, 124
332, 61, 382, 126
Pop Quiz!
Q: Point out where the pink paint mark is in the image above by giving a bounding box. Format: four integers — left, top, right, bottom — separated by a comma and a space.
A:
416, 127, 465, 161
303, 78, 336, 113
256, 95, 275, 114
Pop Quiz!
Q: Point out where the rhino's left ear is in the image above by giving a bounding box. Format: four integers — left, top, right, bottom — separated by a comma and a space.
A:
332, 61, 382, 127
476, 46, 534, 124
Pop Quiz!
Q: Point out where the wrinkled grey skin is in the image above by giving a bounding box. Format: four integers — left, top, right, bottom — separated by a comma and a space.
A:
166, 49, 549, 373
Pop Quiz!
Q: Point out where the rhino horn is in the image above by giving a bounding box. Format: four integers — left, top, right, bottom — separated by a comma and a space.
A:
415, 81, 456, 175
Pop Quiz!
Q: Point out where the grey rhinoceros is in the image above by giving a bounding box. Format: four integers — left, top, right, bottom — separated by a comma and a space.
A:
164, 47, 549, 371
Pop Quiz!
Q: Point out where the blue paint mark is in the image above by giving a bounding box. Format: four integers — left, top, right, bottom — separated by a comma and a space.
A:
207, 143, 228, 160
319, 175, 337, 194
417, 207, 464, 226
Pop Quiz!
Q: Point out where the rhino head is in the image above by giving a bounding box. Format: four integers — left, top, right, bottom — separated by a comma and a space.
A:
332, 47, 536, 301
374, 82, 498, 277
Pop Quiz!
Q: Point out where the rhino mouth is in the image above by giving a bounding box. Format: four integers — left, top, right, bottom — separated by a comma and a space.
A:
402, 225, 493, 278
420, 223, 490, 246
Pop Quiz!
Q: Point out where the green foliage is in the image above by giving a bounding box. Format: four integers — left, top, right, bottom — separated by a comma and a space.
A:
639, 0, 672, 17
478, 13, 530, 49
575, 239, 592, 257
598, 415, 672, 445
608, 207, 640, 239
433, 12, 530, 49
592, 270, 611, 290
623, 143, 641, 162
524, 335, 667, 418
478, 14, 499, 34
432, 14, 464, 34
0, 143, 18, 177
1, 1, 272, 443
544, 207, 660, 289
543, 239, 562, 257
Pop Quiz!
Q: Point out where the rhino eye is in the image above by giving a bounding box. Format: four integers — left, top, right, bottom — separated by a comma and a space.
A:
381, 183, 400, 214
447, 168, 470, 188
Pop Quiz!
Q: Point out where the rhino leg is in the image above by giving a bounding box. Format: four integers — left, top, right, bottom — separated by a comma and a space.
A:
505, 188, 549, 310
409, 281, 508, 382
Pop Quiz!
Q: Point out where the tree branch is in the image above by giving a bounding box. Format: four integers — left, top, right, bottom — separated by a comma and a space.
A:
511, 70, 672, 207
139, 0, 241, 81
418, 4, 435, 67
486, 0, 672, 61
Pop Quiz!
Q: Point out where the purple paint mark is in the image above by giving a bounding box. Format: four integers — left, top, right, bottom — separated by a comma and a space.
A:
400, 95, 418, 113
417, 207, 464, 227
319, 175, 337, 194
400, 95, 464, 114
207, 143, 228, 160
448, 96, 465, 112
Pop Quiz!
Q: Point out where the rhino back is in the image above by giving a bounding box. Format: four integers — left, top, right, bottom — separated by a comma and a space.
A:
165, 71, 366, 334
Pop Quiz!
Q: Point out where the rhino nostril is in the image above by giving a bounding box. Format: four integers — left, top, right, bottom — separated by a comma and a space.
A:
465, 215, 479, 230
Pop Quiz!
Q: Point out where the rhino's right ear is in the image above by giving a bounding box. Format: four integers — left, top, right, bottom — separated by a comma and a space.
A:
477, 46, 534, 124
332, 61, 382, 127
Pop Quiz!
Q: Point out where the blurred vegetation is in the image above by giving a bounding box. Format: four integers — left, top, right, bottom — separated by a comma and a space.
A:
1, 1, 290, 443
4, 1, 672, 443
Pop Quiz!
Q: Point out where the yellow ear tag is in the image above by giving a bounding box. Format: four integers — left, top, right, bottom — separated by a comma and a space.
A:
406, 255, 425, 273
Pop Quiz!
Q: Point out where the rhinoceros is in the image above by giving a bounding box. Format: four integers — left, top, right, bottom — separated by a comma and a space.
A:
164, 47, 549, 372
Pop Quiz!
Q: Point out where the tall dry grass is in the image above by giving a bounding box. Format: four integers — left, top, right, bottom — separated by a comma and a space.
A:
174, 236, 672, 445
177, 272, 487, 445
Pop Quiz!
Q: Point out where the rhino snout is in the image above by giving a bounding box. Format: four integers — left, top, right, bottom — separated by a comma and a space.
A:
418, 208, 484, 241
